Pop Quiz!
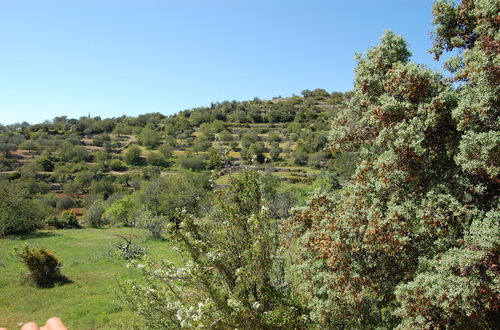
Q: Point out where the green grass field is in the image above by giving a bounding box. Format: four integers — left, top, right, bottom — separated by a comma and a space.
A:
0, 228, 181, 329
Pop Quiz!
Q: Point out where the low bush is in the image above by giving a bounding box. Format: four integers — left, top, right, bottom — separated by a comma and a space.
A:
46, 211, 81, 229
115, 235, 145, 260
0, 185, 46, 237
141, 165, 161, 180
84, 200, 105, 228
109, 159, 127, 171
138, 210, 166, 239
56, 196, 76, 210
146, 153, 170, 168
177, 155, 206, 171
15, 245, 68, 287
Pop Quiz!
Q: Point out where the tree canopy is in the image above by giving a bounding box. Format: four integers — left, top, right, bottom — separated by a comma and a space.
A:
288, 1, 499, 328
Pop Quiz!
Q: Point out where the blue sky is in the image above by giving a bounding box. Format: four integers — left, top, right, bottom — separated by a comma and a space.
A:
0, 0, 441, 125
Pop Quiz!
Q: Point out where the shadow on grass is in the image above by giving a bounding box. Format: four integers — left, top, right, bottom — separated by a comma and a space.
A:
34, 274, 74, 289
144, 236, 168, 242
17, 231, 62, 240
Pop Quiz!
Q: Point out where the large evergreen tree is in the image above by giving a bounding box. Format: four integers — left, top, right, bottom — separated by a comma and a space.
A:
288, 1, 499, 328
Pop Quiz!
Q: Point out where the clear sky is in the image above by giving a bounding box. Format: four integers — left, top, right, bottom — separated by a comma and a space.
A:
0, 0, 441, 125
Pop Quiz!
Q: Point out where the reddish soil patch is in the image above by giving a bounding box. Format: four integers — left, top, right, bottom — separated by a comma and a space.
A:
68, 208, 85, 216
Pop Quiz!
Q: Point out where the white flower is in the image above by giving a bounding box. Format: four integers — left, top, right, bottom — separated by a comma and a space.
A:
227, 298, 241, 309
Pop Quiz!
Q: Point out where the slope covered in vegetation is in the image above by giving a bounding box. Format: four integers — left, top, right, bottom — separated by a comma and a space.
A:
1, 0, 498, 329
0, 89, 353, 236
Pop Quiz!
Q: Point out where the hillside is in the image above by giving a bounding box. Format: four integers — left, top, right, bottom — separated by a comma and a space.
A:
2, 0, 499, 328
0, 89, 355, 223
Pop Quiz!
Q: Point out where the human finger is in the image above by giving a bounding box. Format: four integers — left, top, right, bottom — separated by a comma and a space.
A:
21, 322, 39, 330
42, 317, 67, 330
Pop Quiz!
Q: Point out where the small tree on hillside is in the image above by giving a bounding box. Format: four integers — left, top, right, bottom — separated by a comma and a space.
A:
124, 145, 142, 165
0, 143, 17, 158
18, 140, 41, 155
138, 127, 161, 149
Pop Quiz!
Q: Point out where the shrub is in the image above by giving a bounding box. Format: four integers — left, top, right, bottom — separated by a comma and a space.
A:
189, 135, 212, 152
120, 172, 308, 329
229, 140, 239, 151
177, 155, 206, 171
40, 194, 58, 209
141, 165, 161, 180
84, 200, 105, 228
146, 152, 170, 167
124, 145, 142, 165
206, 147, 226, 170
36, 156, 55, 172
291, 144, 308, 165
104, 195, 136, 226
59, 144, 90, 163
158, 143, 174, 158
307, 151, 328, 169
46, 211, 80, 229
240, 132, 258, 149
137, 172, 210, 225
18, 140, 41, 154
137, 127, 161, 149
217, 130, 234, 142
115, 235, 145, 260
90, 180, 116, 199
270, 144, 281, 161
109, 159, 128, 171
92, 133, 111, 147
137, 210, 167, 239
56, 196, 76, 210
0, 157, 14, 171
268, 132, 281, 143
289, 12, 500, 327
0, 185, 46, 236
15, 246, 65, 287
120, 171, 308, 328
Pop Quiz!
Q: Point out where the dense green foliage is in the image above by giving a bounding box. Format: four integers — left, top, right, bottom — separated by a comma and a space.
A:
0, 1, 497, 328
120, 172, 307, 329
46, 211, 81, 229
14, 245, 65, 287
0, 84, 347, 242
84, 200, 106, 228
0, 184, 48, 236
288, 1, 499, 328
0, 84, 349, 237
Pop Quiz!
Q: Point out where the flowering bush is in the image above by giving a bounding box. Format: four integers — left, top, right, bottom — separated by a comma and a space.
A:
119, 172, 309, 329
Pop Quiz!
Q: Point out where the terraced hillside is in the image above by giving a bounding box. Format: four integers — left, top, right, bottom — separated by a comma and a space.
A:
0, 89, 356, 228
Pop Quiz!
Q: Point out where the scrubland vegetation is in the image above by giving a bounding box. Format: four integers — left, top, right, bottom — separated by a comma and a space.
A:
1, 0, 499, 329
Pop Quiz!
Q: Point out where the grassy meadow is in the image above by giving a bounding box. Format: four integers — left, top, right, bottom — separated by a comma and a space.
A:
0, 228, 181, 329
